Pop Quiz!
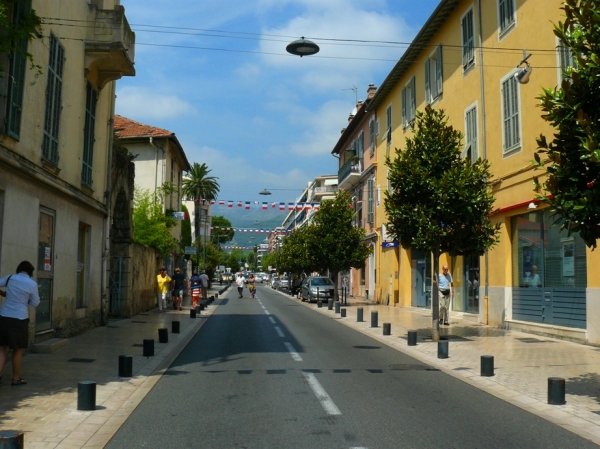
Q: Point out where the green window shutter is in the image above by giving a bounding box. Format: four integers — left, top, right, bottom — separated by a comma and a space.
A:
424, 59, 430, 105
81, 82, 97, 187
42, 34, 65, 165
502, 77, 520, 152
410, 77, 416, 121
6, 0, 31, 140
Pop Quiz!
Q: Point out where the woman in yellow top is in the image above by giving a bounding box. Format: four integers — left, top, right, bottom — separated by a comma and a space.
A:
155, 267, 172, 313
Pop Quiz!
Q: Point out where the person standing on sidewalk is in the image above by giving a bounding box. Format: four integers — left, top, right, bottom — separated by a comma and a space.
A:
171, 268, 186, 311
235, 272, 245, 298
189, 270, 202, 309
0, 261, 40, 385
439, 265, 453, 326
154, 267, 171, 313
200, 270, 209, 300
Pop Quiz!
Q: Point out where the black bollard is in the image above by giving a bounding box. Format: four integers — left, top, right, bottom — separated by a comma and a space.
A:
335, 301, 340, 314
481, 355, 494, 377
383, 322, 391, 335
118, 355, 133, 377
158, 328, 168, 344
0, 430, 24, 447
143, 339, 154, 357
357, 307, 363, 322
340, 308, 346, 318
438, 340, 449, 359
215, 293, 219, 299
77, 381, 96, 411
371, 310, 378, 328
327, 298, 333, 310
190, 308, 196, 318
199, 303, 205, 311
407, 330, 417, 346
548, 377, 566, 405
317, 299, 322, 308
172, 320, 180, 334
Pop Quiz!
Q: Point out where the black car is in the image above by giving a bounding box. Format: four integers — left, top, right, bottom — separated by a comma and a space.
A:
300, 276, 335, 302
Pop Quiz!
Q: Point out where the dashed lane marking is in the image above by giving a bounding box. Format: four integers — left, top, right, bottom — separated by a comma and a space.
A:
302, 371, 341, 415
274, 326, 285, 338
284, 342, 303, 361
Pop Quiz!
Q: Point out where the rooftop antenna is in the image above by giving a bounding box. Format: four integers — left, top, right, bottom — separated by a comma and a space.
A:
343, 85, 358, 105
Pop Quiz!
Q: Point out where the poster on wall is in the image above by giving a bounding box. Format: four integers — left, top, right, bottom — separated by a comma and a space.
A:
562, 241, 575, 277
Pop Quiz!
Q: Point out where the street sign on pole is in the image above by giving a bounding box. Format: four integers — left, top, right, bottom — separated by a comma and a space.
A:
185, 246, 197, 255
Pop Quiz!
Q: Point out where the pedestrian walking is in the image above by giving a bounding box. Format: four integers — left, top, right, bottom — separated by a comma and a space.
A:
189, 270, 202, 309
200, 270, 209, 300
154, 267, 171, 313
247, 273, 256, 298
0, 261, 40, 386
439, 265, 453, 326
171, 267, 186, 311
235, 272, 245, 298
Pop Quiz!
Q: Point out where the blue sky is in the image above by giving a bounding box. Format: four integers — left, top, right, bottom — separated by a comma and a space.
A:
116, 0, 441, 230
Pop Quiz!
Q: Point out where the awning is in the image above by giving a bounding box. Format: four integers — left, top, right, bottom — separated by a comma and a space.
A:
324, 178, 338, 186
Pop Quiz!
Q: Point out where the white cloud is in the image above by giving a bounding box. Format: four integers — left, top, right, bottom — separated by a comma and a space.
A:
116, 86, 197, 120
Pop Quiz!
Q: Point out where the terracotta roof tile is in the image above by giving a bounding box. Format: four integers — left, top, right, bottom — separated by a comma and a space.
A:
114, 115, 174, 138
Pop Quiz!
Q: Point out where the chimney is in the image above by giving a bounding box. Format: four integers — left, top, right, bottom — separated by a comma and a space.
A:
367, 83, 377, 99
348, 114, 354, 122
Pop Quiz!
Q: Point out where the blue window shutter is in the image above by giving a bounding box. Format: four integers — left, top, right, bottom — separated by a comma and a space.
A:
82, 82, 97, 187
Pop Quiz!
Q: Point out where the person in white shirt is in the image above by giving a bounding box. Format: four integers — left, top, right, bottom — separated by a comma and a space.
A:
438, 265, 454, 326
0, 261, 40, 386
235, 273, 245, 298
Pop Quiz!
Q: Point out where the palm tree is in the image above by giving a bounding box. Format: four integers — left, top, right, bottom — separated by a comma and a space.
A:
182, 162, 220, 201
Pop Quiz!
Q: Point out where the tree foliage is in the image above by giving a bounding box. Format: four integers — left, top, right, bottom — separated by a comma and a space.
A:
182, 162, 220, 201
385, 106, 499, 339
533, 0, 600, 248
180, 204, 191, 248
277, 191, 372, 297
211, 215, 235, 244
0, 0, 42, 76
132, 186, 178, 256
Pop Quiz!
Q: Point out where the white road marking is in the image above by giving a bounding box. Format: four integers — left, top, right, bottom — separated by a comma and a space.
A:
302, 371, 341, 415
261, 305, 266, 310
274, 326, 285, 338
264, 310, 270, 315
284, 342, 303, 361
268, 317, 276, 324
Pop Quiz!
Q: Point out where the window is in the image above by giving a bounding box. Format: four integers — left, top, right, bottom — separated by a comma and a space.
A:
464, 105, 478, 162
498, 0, 515, 36
367, 177, 374, 224
81, 82, 97, 188
42, 34, 65, 165
425, 45, 443, 104
6, 0, 31, 140
501, 75, 520, 153
461, 8, 475, 70
385, 105, 392, 146
356, 187, 363, 228
357, 131, 364, 161
369, 117, 375, 155
557, 39, 578, 82
402, 76, 416, 128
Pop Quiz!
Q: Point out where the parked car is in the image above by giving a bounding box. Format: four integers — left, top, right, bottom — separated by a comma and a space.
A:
279, 276, 290, 291
271, 277, 280, 289
301, 276, 335, 302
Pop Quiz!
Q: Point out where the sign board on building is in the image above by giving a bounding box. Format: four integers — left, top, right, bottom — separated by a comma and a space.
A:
185, 246, 197, 255
382, 241, 398, 248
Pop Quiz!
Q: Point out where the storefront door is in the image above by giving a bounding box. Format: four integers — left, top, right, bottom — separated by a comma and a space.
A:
36, 208, 54, 332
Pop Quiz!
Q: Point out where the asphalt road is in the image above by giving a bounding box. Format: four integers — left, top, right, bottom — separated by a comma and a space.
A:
106, 285, 599, 449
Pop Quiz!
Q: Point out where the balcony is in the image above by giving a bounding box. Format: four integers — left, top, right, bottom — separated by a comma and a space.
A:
338, 159, 361, 190
85, 5, 136, 88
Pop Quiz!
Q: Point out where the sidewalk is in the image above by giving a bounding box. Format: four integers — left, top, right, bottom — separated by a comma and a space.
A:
302, 294, 600, 446
0, 286, 225, 448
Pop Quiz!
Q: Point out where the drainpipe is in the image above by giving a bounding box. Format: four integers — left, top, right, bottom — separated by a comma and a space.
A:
477, 0, 489, 324
101, 81, 116, 326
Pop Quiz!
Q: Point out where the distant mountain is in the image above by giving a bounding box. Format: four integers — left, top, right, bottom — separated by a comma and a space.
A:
212, 207, 287, 250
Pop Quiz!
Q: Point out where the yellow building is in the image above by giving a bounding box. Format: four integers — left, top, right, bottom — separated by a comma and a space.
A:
369, 0, 597, 343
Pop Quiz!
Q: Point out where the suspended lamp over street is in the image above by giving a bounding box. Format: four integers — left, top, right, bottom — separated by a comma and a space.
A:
259, 189, 272, 195
286, 37, 320, 57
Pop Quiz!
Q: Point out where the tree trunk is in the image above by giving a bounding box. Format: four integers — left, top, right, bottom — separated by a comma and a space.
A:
431, 245, 441, 341
331, 270, 339, 301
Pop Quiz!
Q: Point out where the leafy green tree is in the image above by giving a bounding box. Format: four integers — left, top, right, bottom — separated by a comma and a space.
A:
132, 186, 178, 256
211, 215, 235, 244
261, 252, 278, 272
182, 162, 220, 202
246, 251, 257, 271
278, 191, 371, 298
181, 204, 191, 248
0, 0, 42, 75
533, 0, 600, 248
385, 106, 499, 340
